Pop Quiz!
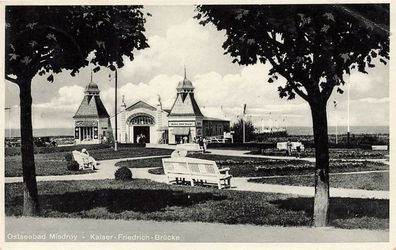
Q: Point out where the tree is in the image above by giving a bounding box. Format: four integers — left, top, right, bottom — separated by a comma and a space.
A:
231, 118, 256, 143
196, 4, 389, 226
5, 6, 149, 215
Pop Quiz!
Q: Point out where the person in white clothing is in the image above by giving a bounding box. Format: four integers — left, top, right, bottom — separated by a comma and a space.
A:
81, 148, 97, 170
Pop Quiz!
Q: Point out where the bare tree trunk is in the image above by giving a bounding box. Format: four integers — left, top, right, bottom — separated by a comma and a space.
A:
19, 76, 40, 216
310, 102, 330, 227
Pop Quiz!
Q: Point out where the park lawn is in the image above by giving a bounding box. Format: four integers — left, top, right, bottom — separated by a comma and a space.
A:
251, 148, 388, 159
116, 154, 388, 177
5, 179, 388, 230
5, 147, 172, 177
4, 158, 95, 177
248, 172, 389, 191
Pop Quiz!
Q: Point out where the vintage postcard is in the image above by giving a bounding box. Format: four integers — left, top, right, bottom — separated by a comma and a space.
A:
1, 1, 394, 249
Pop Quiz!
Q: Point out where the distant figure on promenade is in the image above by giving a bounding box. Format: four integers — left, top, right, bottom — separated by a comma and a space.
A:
198, 137, 203, 150
287, 139, 292, 156
140, 134, 146, 144
183, 136, 188, 144
81, 148, 97, 170
296, 140, 301, 158
203, 137, 208, 153
136, 135, 141, 144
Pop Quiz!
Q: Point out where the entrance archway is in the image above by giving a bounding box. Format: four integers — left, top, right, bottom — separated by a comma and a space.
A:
126, 113, 155, 144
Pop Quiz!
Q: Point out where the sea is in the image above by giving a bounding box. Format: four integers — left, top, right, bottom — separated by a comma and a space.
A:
4, 126, 389, 138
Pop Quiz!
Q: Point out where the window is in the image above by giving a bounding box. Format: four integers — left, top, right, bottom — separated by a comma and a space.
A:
130, 115, 154, 125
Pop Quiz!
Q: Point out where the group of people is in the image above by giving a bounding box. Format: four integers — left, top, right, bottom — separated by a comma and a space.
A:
136, 134, 146, 144
286, 139, 302, 158
196, 137, 208, 153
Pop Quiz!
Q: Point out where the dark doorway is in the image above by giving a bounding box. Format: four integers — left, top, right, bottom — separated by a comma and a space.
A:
134, 126, 150, 143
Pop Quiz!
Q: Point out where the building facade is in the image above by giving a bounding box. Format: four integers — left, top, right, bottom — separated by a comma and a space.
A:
110, 98, 169, 144
73, 79, 112, 145
110, 71, 230, 144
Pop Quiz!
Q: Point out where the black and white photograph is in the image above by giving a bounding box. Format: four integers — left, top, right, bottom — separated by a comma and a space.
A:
1, 2, 393, 247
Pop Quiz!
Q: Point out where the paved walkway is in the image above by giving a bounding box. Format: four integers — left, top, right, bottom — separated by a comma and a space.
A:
5, 148, 389, 199
4, 217, 388, 242
5, 155, 169, 183
132, 167, 389, 199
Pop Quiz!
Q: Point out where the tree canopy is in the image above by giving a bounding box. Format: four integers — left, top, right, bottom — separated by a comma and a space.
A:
231, 118, 256, 143
196, 4, 389, 227
5, 5, 149, 216
6, 5, 149, 82
196, 4, 389, 104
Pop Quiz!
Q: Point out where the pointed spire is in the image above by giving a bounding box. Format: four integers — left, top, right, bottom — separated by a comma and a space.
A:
184, 65, 187, 79
90, 70, 93, 83
121, 95, 126, 108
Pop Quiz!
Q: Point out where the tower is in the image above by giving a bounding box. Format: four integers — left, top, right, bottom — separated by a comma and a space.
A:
73, 74, 111, 144
167, 67, 204, 144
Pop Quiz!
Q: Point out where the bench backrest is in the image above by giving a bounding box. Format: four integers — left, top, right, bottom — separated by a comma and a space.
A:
175, 143, 201, 151
162, 159, 189, 175
162, 157, 220, 177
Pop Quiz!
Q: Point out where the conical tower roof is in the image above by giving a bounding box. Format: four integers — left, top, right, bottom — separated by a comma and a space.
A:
169, 67, 203, 117
73, 74, 109, 119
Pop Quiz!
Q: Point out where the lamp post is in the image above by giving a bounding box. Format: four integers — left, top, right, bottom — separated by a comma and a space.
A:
242, 104, 247, 143
334, 100, 338, 145
109, 69, 118, 151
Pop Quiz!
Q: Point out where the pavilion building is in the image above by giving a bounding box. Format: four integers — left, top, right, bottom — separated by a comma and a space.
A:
111, 69, 230, 144
73, 78, 112, 145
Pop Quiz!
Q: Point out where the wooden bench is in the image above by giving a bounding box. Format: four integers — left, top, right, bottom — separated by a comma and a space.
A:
162, 157, 232, 189
72, 150, 94, 170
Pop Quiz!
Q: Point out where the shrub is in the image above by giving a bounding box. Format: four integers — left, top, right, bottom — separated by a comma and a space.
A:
67, 160, 80, 171
64, 153, 73, 162
115, 167, 133, 181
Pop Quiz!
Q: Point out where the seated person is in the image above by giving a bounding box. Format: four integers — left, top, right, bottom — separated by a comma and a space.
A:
81, 148, 97, 170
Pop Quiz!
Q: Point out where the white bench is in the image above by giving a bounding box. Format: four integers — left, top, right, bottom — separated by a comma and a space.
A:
276, 142, 305, 151
72, 150, 94, 170
175, 143, 202, 152
371, 145, 388, 151
162, 157, 232, 189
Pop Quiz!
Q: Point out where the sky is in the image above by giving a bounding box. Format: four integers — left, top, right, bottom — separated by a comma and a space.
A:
4, 5, 389, 130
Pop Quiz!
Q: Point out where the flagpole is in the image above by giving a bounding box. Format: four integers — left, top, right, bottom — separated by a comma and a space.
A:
242, 104, 246, 143
5, 107, 11, 138
242, 117, 245, 144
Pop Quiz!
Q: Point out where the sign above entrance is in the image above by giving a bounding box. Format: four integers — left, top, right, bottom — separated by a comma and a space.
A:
169, 121, 195, 127
75, 120, 98, 127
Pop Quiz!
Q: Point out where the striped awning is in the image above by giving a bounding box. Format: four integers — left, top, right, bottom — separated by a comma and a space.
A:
172, 127, 190, 135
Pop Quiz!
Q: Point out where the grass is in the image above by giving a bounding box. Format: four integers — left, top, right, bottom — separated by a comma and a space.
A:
4, 158, 94, 177
5, 147, 172, 177
251, 148, 389, 159
117, 154, 388, 178
248, 172, 389, 191
5, 179, 388, 230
